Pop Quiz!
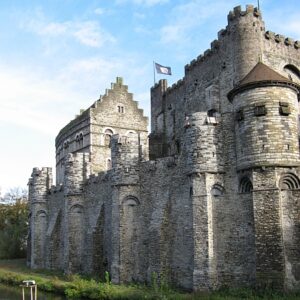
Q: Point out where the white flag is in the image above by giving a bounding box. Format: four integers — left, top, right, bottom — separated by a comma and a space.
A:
155, 62, 172, 75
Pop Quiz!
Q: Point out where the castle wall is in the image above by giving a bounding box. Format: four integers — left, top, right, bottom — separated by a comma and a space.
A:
28, 4, 300, 293
45, 190, 64, 270
139, 158, 193, 289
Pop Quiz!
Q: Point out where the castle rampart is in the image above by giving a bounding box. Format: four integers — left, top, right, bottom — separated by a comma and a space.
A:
28, 5, 300, 292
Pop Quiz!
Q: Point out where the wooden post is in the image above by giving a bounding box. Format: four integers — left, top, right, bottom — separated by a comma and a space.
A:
20, 283, 38, 300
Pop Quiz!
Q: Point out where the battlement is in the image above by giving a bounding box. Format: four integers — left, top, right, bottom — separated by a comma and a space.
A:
165, 79, 185, 94
227, 5, 260, 22
29, 167, 53, 189
265, 31, 300, 49
31, 167, 52, 177
184, 5, 262, 76
160, 4, 299, 99
49, 184, 64, 194
151, 79, 168, 93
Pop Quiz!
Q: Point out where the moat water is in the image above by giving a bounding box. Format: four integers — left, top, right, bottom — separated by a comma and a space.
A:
0, 283, 67, 300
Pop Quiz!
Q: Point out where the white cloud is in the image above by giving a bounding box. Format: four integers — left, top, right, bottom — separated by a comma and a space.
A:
159, 0, 228, 44
21, 12, 116, 48
94, 8, 105, 15
116, 0, 169, 6
73, 21, 116, 47
0, 64, 83, 135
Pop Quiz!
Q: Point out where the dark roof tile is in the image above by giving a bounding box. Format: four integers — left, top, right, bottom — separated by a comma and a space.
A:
240, 62, 290, 85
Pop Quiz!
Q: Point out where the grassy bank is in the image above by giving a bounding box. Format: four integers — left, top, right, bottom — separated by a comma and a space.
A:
0, 259, 299, 299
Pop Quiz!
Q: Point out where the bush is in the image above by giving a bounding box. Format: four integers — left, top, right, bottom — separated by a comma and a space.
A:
0, 200, 28, 259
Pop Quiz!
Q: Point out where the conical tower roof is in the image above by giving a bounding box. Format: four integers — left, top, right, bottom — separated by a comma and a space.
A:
228, 62, 300, 101
240, 62, 290, 85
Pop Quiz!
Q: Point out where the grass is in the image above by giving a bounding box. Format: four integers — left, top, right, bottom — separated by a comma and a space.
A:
0, 259, 299, 299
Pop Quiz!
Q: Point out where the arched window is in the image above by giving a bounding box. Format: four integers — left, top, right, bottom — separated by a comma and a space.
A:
279, 173, 300, 190
63, 140, 70, 151
284, 64, 300, 82
36, 210, 47, 218
122, 196, 140, 207
76, 133, 84, 148
239, 177, 253, 193
104, 129, 114, 147
70, 204, 84, 214
211, 184, 225, 197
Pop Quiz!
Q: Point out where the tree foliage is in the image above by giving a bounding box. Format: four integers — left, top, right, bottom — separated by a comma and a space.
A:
0, 187, 28, 259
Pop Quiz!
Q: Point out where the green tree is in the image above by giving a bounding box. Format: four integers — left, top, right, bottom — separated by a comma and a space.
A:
0, 187, 28, 258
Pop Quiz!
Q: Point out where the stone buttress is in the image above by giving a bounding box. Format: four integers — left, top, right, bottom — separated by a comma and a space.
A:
28, 167, 52, 269
184, 112, 224, 290
110, 132, 145, 283
63, 152, 91, 273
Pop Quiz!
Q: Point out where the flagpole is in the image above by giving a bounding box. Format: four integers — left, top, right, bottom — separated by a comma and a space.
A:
153, 61, 156, 86
257, 0, 260, 10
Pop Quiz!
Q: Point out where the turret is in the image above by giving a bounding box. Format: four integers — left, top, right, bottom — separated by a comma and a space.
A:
111, 133, 140, 185
228, 62, 300, 170
184, 112, 224, 174
227, 5, 265, 83
64, 153, 91, 195
28, 167, 52, 268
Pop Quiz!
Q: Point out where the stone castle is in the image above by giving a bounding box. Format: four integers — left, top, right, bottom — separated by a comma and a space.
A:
28, 5, 300, 291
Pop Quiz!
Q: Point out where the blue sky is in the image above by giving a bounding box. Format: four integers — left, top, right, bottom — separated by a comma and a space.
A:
0, 0, 299, 194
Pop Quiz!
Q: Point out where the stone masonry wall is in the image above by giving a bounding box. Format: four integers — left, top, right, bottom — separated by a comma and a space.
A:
233, 86, 300, 169
28, 4, 300, 293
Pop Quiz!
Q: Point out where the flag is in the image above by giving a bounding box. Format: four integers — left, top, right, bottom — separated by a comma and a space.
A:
155, 62, 172, 75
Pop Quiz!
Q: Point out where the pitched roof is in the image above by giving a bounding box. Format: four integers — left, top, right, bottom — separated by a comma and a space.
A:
227, 62, 300, 101
240, 62, 290, 85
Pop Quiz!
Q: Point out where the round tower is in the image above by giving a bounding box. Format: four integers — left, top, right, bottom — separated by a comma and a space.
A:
228, 62, 300, 170
227, 5, 265, 83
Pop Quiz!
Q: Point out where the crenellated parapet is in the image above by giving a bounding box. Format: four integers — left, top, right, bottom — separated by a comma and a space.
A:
49, 184, 64, 194
265, 31, 299, 49
28, 167, 52, 204
227, 5, 260, 22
